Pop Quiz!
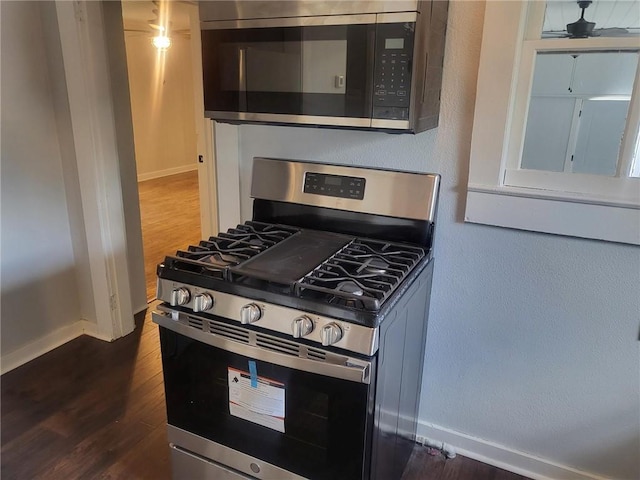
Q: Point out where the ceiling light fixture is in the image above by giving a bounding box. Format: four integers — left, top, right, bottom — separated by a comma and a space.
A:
150, 2, 171, 50
153, 34, 171, 50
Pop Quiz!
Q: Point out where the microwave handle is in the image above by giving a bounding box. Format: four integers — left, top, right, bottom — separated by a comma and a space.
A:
238, 47, 247, 111
153, 310, 372, 384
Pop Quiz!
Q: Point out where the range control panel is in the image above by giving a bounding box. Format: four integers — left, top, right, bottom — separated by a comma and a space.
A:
303, 172, 366, 200
373, 22, 415, 120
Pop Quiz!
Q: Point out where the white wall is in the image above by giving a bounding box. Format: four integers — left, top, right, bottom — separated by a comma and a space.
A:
124, 32, 197, 181
1, 2, 82, 358
221, 2, 639, 479
1, 1, 146, 372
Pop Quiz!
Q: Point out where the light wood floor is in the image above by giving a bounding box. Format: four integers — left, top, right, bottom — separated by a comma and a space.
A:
138, 170, 202, 301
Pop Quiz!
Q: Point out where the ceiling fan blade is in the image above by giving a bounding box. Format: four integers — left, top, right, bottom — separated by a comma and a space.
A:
542, 31, 571, 38
595, 27, 631, 37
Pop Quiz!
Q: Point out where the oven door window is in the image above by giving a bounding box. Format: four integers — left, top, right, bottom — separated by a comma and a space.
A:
160, 327, 374, 480
201, 24, 375, 118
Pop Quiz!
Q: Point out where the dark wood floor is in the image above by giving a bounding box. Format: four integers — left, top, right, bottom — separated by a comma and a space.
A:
402, 447, 529, 480
1, 307, 168, 480
1, 306, 528, 480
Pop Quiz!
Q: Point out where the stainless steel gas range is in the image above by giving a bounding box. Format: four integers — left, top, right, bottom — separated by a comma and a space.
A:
153, 157, 440, 480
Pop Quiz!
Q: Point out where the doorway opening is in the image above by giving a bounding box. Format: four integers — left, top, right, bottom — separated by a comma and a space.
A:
121, 0, 203, 301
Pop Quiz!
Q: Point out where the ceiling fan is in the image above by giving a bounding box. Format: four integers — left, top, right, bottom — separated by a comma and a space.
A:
567, 0, 597, 38
544, 0, 630, 39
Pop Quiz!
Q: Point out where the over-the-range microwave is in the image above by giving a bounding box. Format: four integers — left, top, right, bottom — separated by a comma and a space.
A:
199, 1, 449, 133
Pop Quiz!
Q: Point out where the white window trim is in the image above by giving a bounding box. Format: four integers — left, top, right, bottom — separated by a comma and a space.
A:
466, 1, 640, 245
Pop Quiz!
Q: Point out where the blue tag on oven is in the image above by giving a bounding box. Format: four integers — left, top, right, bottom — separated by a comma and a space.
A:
248, 360, 258, 388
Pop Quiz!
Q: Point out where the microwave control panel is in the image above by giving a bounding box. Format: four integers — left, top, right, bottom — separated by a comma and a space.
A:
303, 173, 366, 200
373, 22, 415, 120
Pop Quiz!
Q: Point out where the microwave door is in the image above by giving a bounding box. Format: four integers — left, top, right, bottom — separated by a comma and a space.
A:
245, 45, 302, 114
202, 21, 375, 127
232, 46, 303, 112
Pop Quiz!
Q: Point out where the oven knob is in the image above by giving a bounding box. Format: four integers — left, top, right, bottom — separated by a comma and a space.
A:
170, 287, 190, 306
291, 316, 313, 338
193, 293, 214, 312
240, 303, 262, 324
320, 323, 343, 346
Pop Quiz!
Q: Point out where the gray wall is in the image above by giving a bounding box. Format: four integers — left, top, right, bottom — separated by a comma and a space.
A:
225, 2, 639, 478
1, 1, 146, 364
1, 1, 82, 353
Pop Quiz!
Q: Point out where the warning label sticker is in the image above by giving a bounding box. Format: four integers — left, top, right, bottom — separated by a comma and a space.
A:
228, 367, 285, 433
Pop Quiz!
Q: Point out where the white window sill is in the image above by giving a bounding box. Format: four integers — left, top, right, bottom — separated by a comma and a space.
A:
465, 186, 640, 245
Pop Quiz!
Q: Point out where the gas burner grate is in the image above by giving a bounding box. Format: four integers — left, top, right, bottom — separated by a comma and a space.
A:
220, 222, 299, 247
296, 239, 425, 311
160, 221, 299, 279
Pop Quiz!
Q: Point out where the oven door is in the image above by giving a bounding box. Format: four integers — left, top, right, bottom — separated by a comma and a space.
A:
154, 310, 375, 480
200, 16, 376, 127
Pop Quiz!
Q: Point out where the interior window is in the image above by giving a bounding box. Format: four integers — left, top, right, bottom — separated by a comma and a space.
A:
521, 50, 638, 176
465, 1, 640, 245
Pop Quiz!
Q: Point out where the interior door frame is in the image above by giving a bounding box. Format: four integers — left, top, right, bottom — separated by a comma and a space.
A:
52, 0, 219, 338
54, 0, 140, 339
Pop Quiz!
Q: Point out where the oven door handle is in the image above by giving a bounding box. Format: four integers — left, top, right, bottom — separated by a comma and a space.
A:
153, 311, 372, 384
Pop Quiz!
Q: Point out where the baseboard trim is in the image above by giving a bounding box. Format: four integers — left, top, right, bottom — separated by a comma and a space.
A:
137, 164, 197, 182
1, 321, 85, 375
417, 422, 610, 480
80, 320, 116, 342
0, 318, 129, 375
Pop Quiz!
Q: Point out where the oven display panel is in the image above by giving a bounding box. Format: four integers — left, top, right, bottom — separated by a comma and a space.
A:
303, 172, 365, 200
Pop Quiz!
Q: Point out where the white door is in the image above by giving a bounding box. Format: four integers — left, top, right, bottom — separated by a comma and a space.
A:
187, 3, 218, 237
